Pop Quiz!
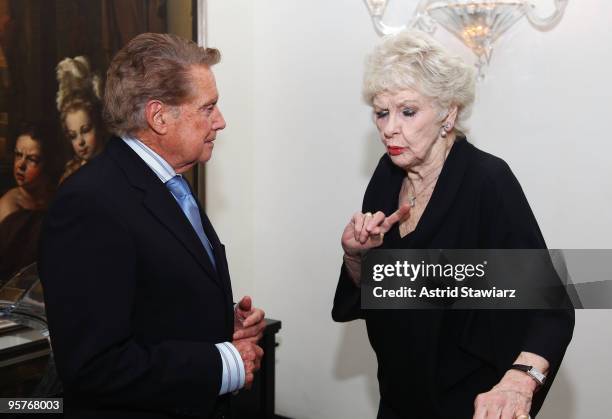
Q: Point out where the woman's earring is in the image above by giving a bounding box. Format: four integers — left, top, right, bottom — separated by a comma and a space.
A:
441, 123, 451, 137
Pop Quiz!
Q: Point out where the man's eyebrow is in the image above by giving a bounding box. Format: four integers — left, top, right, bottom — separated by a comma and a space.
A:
200, 97, 219, 108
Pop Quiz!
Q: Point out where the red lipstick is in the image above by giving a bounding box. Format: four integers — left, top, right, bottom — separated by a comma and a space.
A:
387, 146, 404, 156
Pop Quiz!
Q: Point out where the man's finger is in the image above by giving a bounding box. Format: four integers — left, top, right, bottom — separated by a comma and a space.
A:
233, 321, 265, 340
233, 334, 263, 344
245, 373, 254, 389
238, 295, 252, 312
381, 204, 411, 231
242, 308, 265, 328
240, 348, 257, 361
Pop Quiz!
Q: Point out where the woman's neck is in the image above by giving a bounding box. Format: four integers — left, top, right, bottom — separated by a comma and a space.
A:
405, 133, 455, 188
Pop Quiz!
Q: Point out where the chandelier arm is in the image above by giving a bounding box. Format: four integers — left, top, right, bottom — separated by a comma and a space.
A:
363, 0, 389, 17
367, 0, 440, 35
371, 16, 408, 36
410, 0, 440, 33
524, 0, 569, 31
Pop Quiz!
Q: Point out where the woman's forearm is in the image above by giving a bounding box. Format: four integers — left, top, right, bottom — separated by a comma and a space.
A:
343, 253, 362, 286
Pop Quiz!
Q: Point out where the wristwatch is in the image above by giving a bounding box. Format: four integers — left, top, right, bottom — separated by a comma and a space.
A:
510, 364, 546, 386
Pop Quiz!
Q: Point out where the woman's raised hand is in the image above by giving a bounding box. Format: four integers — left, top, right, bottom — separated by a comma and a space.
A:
341, 204, 411, 256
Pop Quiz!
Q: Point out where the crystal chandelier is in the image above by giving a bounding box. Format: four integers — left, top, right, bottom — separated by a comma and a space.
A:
364, 0, 568, 78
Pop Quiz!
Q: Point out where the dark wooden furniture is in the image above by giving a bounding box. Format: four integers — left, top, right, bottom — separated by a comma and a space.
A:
0, 318, 289, 419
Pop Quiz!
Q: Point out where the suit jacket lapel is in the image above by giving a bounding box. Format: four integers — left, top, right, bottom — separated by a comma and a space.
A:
107, 138, 223, 287
184, 169, 234, 334
198, 210, 235, 333
185, 179, 233, 300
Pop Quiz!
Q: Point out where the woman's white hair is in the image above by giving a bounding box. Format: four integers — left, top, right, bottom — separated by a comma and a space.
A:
363, 29, 476, 134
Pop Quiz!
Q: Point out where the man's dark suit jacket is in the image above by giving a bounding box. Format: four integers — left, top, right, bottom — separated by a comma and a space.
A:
332, 137, 575, 419
39, 137, 234, 418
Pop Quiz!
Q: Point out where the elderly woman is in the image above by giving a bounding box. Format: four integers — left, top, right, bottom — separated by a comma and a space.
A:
332, 30, 574, 419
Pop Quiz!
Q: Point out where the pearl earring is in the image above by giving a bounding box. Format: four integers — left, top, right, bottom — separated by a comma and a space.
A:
441, 123, 451, 137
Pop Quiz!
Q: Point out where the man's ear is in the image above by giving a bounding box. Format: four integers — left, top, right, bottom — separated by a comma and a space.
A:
144, 100, 169, 135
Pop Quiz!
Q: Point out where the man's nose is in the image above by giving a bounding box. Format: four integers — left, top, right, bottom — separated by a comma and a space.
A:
213, 108, 226, 131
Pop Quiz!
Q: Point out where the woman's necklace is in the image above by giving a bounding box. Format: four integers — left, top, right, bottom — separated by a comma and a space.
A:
402, 175, 439, 208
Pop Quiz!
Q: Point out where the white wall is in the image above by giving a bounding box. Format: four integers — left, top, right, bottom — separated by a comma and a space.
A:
204, 1, 612, 418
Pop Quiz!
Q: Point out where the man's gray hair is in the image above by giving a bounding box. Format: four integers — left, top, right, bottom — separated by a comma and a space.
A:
103, 33, 221, 136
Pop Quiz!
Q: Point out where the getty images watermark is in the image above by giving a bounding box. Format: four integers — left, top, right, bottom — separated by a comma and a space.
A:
361, 249, 612, 310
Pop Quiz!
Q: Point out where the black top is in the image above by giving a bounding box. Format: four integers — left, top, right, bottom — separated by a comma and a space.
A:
333, 137, 574, 418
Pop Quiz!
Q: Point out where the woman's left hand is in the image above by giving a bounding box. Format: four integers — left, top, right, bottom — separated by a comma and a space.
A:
473, 369, 536, 419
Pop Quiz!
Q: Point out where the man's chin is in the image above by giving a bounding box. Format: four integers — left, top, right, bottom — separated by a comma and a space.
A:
198, 150, 213, 164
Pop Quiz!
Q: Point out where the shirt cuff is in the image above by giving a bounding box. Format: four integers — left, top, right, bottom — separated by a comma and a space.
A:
215, 342, 245, 395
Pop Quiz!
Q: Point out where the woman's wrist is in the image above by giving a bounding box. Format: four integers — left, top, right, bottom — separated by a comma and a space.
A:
343, 251, 361, 261
500, 369, 538, 394
514, 351, 550, 375
343, 252, 362, 286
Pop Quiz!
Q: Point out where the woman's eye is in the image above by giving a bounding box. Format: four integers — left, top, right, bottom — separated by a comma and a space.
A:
402, 108, 416, 117
81, 124, 93, 134
375, 110, 389, 119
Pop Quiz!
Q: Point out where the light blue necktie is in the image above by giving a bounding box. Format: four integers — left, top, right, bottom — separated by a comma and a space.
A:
165, 175, 217, 271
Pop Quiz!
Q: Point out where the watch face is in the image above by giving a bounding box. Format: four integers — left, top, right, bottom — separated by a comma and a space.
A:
528, 368, 546, 384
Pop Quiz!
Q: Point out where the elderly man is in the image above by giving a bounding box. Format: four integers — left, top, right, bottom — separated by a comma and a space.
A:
39, 33, 265, 419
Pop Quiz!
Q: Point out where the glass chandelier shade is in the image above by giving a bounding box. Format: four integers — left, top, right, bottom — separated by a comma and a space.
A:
364, 0, 569, 78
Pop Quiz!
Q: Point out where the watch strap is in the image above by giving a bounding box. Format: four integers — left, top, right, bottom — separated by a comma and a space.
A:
510, 364, 546, 386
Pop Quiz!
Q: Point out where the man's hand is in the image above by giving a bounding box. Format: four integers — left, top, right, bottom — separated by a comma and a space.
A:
233, 296, 266, 343
233, 340, 263, 389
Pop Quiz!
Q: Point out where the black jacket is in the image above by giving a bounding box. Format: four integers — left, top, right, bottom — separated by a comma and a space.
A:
332, 137, 574, 418
39, 138, 234, 418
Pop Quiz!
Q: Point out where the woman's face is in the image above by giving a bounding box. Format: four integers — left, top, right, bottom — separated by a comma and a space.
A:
373, 88, 446, 170
65, 109, 97, 160
13, 135, 43, 189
